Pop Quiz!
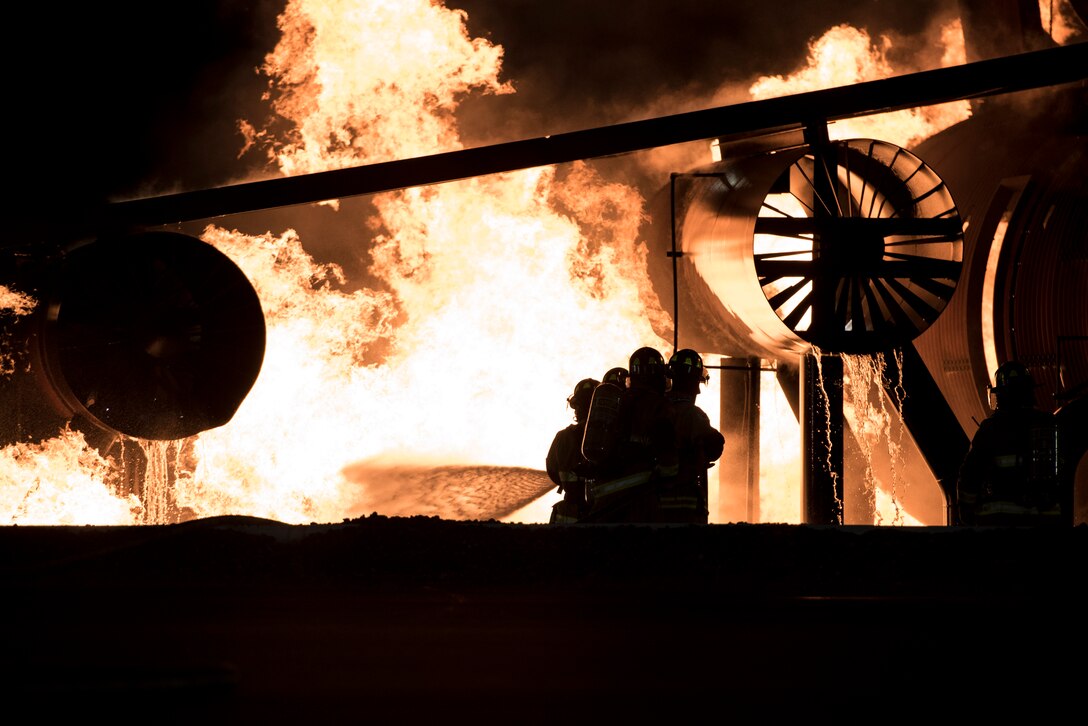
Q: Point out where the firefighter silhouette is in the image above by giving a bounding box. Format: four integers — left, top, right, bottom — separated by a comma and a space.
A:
662, 349, 724, 523
581, 347, 678, 523
1055, 370, 1088, 526
956, 361, 1066, 526
546, 378, 599, 523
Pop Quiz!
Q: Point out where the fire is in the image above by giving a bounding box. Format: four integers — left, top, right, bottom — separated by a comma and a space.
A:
186, 165, 664, 522
0, 429, 139, 525
2, 2, 976, 526
758, 371, 802, 524
1, 285, 36, 376
748, 23, 971, 148
168, 0, 670, 524
1039, 0, 1088, 43
842, 352, 920, 526
3, 0, 670, 525
742, 21, 971, 525
0, 286, 35, 317
244, 0, 514, 176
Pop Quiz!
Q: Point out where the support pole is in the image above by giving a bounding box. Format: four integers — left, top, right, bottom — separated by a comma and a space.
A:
718, 356, 762, 523
802, 352, 844, 524
744, 357, 761, 522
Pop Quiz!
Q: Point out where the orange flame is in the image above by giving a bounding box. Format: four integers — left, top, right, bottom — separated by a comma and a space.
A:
1, 285, 37, 376
3, 3, 976, 526
182, 0, 671, 523
748, 22, 971, 148
1039, 0, 1088, 44
0, 429, 139, 525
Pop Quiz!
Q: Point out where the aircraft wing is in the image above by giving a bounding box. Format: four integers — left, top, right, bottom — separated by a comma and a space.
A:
107, 42, 1087, 228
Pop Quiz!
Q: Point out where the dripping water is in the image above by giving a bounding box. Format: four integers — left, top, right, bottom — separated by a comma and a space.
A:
841, 350, 910, 525
810, 348, 844, 522
121, 438, 193, 524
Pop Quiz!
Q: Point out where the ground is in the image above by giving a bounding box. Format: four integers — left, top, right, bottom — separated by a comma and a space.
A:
2, 516, 1084, 723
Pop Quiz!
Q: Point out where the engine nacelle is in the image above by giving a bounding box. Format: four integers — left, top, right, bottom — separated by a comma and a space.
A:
28, 231, 266, 441
668, 138, 964, 358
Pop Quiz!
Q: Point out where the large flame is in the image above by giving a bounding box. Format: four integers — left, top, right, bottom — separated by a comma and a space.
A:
0, 429, 139, 525
3, 2, 975, 526
168, 0, 667, 524
748, 23, 971, 148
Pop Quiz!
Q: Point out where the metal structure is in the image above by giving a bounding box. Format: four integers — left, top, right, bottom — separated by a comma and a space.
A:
38, 231, 265, 441
669, 134, 963, 358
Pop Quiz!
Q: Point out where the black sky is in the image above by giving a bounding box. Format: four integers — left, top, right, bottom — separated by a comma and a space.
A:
8, 2, 284, 223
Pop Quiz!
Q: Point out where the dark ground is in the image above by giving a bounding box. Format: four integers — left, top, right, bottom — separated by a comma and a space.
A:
1, 516, 1084, 723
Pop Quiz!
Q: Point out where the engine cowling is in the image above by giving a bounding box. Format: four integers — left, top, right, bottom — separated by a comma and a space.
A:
669, 138, 964, 358
33, 231, 265, 441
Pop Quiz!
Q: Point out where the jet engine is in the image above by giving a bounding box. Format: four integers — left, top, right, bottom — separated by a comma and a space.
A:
4, 231, 265, 444
668, 136, 964, 359
653, 133, 967, 524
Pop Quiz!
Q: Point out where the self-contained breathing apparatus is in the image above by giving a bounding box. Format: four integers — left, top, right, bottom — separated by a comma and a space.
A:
579, 348, 676, 521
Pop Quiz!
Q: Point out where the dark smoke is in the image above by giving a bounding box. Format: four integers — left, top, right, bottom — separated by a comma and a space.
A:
451, 0, 959, 144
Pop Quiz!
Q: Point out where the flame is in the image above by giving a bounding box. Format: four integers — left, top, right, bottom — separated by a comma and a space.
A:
0, 285, 35, 317
842, 352, 913, 525
758, 370, 802, 524
737, 21, 973, 525
3, 0, 672, 525
174, 0, 670, 524
248, 0, 513, 177
2, 3, 976, 526
1, 285, 37, 376
0, 429, 139, 525
1039, 0, 1088, 44
184, 166, 666, 522
748, 23, 971, 148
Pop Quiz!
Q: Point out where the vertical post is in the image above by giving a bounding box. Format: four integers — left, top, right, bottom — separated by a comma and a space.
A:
744, 356, 762, 523
802, 351, 844, 525
718, 357, 762, 523
668, 173, 680, 354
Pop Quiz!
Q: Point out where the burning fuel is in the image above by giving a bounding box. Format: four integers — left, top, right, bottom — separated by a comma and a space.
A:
1, 0, 974, 525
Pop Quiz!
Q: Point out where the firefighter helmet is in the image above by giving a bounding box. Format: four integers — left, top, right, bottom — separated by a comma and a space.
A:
628, 347, 667, 388
993, 361, 1034, 391
989, 361, 1036, 410
602, 367, 629, 389
668, 348, 709, 386
568, 378, 599, 414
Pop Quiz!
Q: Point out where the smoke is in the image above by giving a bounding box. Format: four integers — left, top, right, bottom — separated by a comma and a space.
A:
450, 0, 958, 142
6, 0, 970, 221
447, 0, 968, 250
